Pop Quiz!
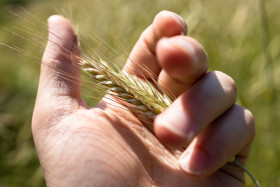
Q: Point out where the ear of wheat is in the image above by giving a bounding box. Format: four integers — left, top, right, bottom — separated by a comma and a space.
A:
80, 57, 172, 119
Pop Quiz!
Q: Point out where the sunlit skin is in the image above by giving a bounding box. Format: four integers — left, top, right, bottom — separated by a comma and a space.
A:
32, 11, 255, 186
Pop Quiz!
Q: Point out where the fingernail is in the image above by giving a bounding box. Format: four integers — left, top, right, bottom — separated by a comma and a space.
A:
155, 107, 194, 141
179, 148, 209, 175
172, 13, 187, 35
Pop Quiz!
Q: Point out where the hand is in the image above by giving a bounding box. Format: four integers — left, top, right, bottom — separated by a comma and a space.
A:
32, 11, 255, 186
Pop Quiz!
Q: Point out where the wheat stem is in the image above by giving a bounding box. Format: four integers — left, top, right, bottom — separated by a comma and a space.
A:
231, 159, 260, 187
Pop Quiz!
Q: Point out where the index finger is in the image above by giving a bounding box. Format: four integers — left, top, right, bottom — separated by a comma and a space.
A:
124, 11, 187, 79
156, 36, 209, 97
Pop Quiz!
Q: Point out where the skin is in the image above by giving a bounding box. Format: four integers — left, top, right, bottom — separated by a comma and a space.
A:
32, 11, 255, 186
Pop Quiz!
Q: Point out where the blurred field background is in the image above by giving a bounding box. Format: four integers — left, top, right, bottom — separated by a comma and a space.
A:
0, 0, 279, 186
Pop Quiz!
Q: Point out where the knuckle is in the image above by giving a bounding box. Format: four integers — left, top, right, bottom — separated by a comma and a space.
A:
155, 10, 173, 20
153, 11, 187, 38
235, 105, 255, 141
215, 71, 237, 100
244, 109, 255, 140
158, 10, 170, 16
140, 25, 156, 53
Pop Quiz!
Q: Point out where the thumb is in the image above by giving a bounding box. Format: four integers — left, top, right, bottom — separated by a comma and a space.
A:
33, 15, 81, 131
39, 15, 81, 99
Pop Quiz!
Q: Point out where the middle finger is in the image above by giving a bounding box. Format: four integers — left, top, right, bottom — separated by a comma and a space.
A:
156, 36, 209, 98
154, 71, 237, 144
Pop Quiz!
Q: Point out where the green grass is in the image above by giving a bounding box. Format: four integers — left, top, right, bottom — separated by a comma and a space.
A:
0, 0, 279, 186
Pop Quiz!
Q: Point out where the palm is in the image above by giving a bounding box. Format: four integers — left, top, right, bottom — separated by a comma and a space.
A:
33, 97, 244, 186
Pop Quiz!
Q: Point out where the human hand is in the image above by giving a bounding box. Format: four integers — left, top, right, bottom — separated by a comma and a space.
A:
32, 11, 255, 186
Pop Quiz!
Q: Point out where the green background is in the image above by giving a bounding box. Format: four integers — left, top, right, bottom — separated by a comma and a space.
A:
0, 0, 279, 186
